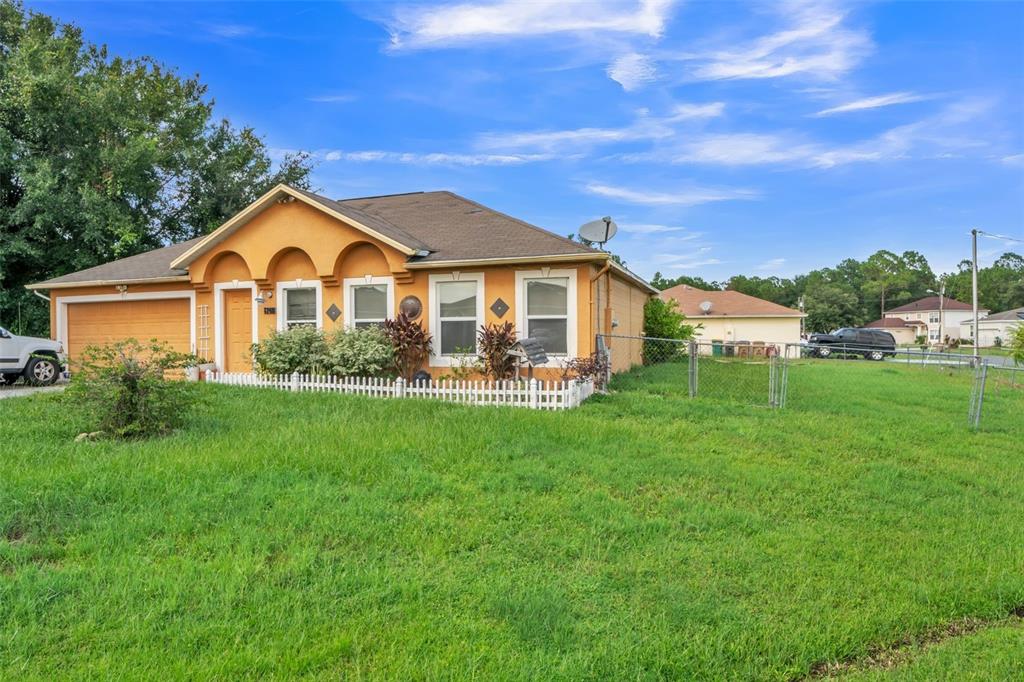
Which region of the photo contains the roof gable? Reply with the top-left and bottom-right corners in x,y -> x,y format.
169,184 -> 427,270
885,296 -> 978,313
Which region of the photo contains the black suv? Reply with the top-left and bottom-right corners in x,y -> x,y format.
807,328 -> 896,361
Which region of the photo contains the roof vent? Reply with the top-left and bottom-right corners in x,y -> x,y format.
699,300 -> 713,314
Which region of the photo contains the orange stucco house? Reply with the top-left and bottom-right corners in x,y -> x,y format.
28,184 -> 654,377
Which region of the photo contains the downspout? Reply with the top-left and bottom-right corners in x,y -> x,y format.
590,258 -> 612,348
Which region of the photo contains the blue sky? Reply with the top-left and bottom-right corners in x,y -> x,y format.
32,0 -> 1024,281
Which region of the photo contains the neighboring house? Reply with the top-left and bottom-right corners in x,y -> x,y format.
883,296 -> 987,343
659,285 -> 805,346
27,184 -> 656,377
863,317 -> 922,345
960,307 -> 1024,347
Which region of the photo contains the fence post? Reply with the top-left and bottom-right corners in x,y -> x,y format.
395,376 -> 405,399
529,378 -> 539,409
290,371 -> 300,392
688,340 -> 698,398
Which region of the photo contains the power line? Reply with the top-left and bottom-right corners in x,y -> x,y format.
976,230 -> 1024,245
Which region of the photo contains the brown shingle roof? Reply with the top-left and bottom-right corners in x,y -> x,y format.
27,237 -> 201,288
337,191 -> 596,263
864,317 -> 923,329
660,285 -> 804,317
886,295 -> 975,313
979,306 -> 1024,321
29,186 -> 607,289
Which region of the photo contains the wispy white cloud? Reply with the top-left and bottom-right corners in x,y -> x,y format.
754,257 -> 787,270
1001,153 -> 1024,167
607,52 -> 658,91
204,23 -> 256,39
386,0 -> 675,50
321,150 -> 554,166
477,104 -> 723,153
584,182 -> 759,206
812,91 -> 930,116
618,223 -> 686,234
670,133 -> 819,166
308,93 -> 359,103
685,2 -> 871,82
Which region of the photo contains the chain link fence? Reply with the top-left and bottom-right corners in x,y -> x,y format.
601,334 -> 1020,430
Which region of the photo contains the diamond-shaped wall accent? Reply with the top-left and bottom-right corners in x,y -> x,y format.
326,303 -> 342,322
490,297 -> 509,318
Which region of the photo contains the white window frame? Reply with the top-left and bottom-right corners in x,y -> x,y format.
55,290 -> 197,357
515,268 -> 577,366
343,276 -> 394,328
929,312 -> 940,324
428,272 -> 484,367
275,279 -> 323,331
213,281 -> 260,371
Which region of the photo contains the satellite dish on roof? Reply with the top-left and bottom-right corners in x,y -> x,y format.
700,300 -> 713,314
578,216 -> 617,248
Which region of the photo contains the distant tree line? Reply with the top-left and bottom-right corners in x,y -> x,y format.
652,250 -> 1024,333
0,1 -> 314,336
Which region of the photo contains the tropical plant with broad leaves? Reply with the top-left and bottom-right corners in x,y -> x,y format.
382,313 -> 432,381
477,322 -> 518,381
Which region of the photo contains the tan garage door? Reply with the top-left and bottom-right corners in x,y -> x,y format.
67,298 -> 191,361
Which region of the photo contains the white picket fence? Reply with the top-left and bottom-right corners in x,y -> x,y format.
204,371 -> 595,410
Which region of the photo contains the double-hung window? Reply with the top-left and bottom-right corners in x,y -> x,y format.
284,288 -> 316,328
429,273 -> 483,365
276,280 -> 323,330
523,276 -> 570,355
344,277 -> 394,329
929,312 -> 940,323
438,281 -> 478,354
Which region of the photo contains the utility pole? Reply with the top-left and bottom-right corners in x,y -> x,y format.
971,228 -> 979,357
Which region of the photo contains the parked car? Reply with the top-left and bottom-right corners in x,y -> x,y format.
0,326 -> 65,385
807,328 -> 896,361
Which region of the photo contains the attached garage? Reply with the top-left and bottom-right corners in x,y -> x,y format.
60,294 -> 194,362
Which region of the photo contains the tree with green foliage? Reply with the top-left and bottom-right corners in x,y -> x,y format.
945,252 -> 1024,314
0,1 -> 313,336
642,297 -> 698,364
860,250 -> 918,318
649,272 -> 719,291
1009,324 -> 1024,366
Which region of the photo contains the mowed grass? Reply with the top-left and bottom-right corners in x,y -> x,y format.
1,361 -> 1022,679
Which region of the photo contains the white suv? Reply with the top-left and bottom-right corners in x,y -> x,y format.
0,326 -> 66,385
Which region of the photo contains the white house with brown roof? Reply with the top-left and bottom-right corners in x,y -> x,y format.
659,285 -> 805,347
883,296 -> 987,343
960,307 -> 1024,347
863,317 -> 924,345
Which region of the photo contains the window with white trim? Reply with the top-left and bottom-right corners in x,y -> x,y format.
284,288 -> 317,328
929,329 -> 940,341
929,312 -> 940,323
437,280 -> 478,355
351,283 -> 389,328
524,277 -> 569,354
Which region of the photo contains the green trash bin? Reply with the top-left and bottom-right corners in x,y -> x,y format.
712,340 -> 723,357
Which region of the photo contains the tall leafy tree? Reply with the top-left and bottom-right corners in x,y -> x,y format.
0,1 -> 313,335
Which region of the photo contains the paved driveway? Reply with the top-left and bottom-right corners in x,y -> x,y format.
0,383 -> 66,400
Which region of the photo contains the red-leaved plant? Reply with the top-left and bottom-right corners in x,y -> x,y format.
382,313 -> 432,381
477,322 -> 518,381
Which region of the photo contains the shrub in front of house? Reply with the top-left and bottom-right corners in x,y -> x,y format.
251,326 -> 330,376
65,339 -> 197,439
561,351 -> 609,386
382,313 -> 432,381
1010,325 -> 1024,366
325,326 -> 394,377
477,322 -> 517,380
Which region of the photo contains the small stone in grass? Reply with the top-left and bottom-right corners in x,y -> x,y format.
74,431 -> 105,442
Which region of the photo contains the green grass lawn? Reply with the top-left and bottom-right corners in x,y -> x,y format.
2,361 -> 1022,679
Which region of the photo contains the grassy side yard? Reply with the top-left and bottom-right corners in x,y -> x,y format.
1,361 -> 1022,679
